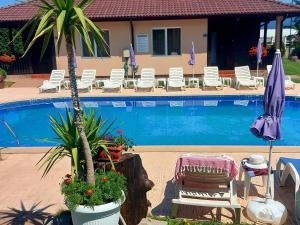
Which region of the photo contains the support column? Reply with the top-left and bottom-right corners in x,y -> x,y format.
263,21 -> 268,47
275,16 -> 284,49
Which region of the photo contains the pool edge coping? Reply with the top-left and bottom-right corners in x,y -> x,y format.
2,145 -> 300,154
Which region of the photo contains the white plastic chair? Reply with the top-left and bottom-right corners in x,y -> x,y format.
136,68 -> 155,92
39,70 -> 65,92
77,69 -> 96,92
234,66 -> 257,89
267,64 -> 295,90
203,66 -> 223,90
103,69 -> 125,92
276,157 -> 300,218
167,67 -> 185,91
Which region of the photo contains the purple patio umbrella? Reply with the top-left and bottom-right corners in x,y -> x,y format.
247,49 -> 287,223
129,44 -> 136,79
188,41 -> 195,78
256,39 -> 262,77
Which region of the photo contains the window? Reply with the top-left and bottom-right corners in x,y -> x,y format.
152,28 -> 181,56
81,30 -> 110,57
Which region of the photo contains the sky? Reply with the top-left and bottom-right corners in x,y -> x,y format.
0,0 -> 295,7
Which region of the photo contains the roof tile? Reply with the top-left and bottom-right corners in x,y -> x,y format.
0,0 -> 300,22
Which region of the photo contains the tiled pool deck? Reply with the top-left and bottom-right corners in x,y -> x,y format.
1,78 -> 300,224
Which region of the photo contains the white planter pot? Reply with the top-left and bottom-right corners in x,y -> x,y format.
71,192 -> 125,225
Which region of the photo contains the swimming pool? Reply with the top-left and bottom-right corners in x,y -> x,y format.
1,95 -> 300,147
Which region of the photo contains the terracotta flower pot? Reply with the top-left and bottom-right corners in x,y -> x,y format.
98,144 -> 124,162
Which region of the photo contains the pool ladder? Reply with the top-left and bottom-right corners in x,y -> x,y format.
1,119 -> 20,145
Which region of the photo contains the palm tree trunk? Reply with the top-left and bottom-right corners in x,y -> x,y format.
65,32 -> 95,185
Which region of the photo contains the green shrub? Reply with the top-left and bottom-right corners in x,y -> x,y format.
61,170 -> 126,210
292,38 -> 300,58
12,28 -> 24,56
0,28 -> 11,55
0,68 -> 7,80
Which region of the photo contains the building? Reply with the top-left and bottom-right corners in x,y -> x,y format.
0,0 -> 300,76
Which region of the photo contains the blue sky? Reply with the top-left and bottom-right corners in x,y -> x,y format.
0,0 -> 294,7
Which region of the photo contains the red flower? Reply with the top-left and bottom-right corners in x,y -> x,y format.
116,129 -> 123,135
101,176 -> 108,182
85,189 -> 93,196
64,178 -> 72,185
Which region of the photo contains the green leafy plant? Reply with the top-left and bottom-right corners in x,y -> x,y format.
61,170 -> 126,210
38,109 -> 115,179
0,68 -> 7,81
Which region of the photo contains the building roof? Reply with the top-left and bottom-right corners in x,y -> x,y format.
1,0 -> 300,22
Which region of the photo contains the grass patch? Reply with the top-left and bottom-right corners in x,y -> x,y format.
283,58 -> 300,76
150,216 -> 252,225
4,81 -> 15,87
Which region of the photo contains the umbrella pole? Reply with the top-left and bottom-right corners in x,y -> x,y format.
192,65 -> 195,79
256,62 -> 259,77
265,141 -> 273,200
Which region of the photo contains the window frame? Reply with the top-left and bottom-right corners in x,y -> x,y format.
80,29 -> 111,58
151,27 -> 182,56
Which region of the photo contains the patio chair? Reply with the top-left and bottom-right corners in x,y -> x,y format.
167,67 -> 185,91
276,157 -> 300,218
203,66 -> 223,90
103,69 -> 125,92
234,66 -> 257,89
77,69 -> 96,92
39,70 -> 65,92
171,154 -> 241,223
267,65 -> 295,90
136,68 -> 155,91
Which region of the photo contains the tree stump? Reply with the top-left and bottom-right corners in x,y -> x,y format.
95,153 -> 154,225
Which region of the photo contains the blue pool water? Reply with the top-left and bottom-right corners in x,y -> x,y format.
1,95 -> 300,147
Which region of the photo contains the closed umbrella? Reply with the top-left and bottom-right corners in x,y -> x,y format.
247,49 -> 287,224
256,39 -> 262,77
129,44 -> 136,80
188,41 -> 195,79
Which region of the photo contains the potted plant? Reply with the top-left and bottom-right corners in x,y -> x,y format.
38,110 -> 126,225
61,170 -> 126,225
0,68 -> 7,89
98,129 -> 134,162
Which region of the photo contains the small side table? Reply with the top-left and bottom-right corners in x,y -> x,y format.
222,77 -> 232,87
156,78 -> 167,88
64,80 -> 70,89
124,79 -> 136,89
95,79 -> 108,89
188,77 -> 200,88
239,162 -> 274,200
254,77 -> 265,87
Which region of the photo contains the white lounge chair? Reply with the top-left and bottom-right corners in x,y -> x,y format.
276,157 -> 300,218
234,66 -> 257,89
167,67 -> 185,91
203,66 -> 223,90
267,65 -> 295,90
103,69 -> 125,92
77,69 -> 96,92
136,68 -> 155,92
171,154 -> 241,223
39,70 -> 65,92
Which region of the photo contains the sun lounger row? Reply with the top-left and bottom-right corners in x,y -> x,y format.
40,65 -> 295,93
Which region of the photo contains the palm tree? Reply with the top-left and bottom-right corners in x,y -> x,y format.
14,0 -> 106,185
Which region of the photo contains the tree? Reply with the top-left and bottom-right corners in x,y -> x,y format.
294,0 -> 300,35
14,0 -> 107,185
